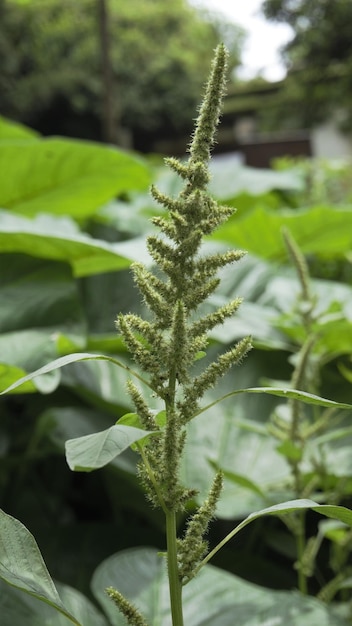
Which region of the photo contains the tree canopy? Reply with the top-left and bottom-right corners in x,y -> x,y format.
262,0 -> 352,129
0,0 -> 244,148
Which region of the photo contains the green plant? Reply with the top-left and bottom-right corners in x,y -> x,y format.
1,45 -> 352,626
262,226 -> 352,598
109,42 -> 251,625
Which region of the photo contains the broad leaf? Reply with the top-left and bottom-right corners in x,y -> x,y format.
215,207 -> 352,261
0,256 -> 86,390
0,116 -> 39,140
0,210 -> 149,276
0,255 -> 84,338
65,424 -> 154,471
40,407 -> 137,474
213,205 -> 352,261
155,157 -> 303,203
0,579 -> 109,626
91,547 -> 349,625
209,156 -> 303,200
0,137 -> 150,217
0,510 -> 81,626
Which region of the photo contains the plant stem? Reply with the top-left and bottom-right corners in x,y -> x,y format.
166,509 -> 184,626
296,511 -> 308,595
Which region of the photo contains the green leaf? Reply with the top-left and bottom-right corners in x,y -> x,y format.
157,158 -> 303,203
0,137 -> 151,217
340,362 -> 352,383
91,547 -> 350,625
0,255 -> 86,391
184,403 -> 288,519
117,410 -> 166,429
39,407 -> 137,475
213,205 -> 352,261
266,276 -> 352,357
276,440 -> 303,462
209,157 -> 303,200
0,363 -> 37,394
0,115 -> 39,140
0,510 -> 81,626
210,462 -> 266,499
0,352 -> 149,396
200,499 -> 352,571
0,210 -> 149,277
0,579 -> 109,626
116,413 -> 149,451
116,411 -> 164,451
65,424 -> 154,471
0,581 -> 107,626
0,255 -> 85,338
194,351 -> 207,361
198,386 -> 352,415
116,412 -> 143,429
0,356 -> 60,394
185,380 -> 351,519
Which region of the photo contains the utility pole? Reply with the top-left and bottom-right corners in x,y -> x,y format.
97,0 -> 115,143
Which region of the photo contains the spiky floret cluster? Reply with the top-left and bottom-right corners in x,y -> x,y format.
106,587 -> 148,626
117,43 -> 251,515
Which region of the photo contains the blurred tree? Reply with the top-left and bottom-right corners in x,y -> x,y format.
262,0 -> 352,130
0,0 -> 244,148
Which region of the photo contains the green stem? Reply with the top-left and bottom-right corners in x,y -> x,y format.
296,511 -> 308,595
166,509 -> 184,626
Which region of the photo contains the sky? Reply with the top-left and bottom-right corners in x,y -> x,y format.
189,0 -> 293,81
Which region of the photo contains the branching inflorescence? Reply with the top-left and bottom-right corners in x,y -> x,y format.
113,44 -> 252,623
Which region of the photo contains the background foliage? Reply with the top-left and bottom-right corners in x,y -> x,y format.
0,0 -> 244,147
262,0 -> 352,130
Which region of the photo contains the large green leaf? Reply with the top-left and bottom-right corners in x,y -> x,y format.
65,424 -> 153,471
0,510 -> 81,626
0,210 -> 149,276
208,156 -> 303,200
40,406 -> 137,474
0,255 -> 85,338
91,547 -> 349,626
0,255 -> 86,391
0,579 -> 109,626
0,137 -> 151,217
155,158 -> 303,203
0,116 -> 39,140
213,205 -> 352,261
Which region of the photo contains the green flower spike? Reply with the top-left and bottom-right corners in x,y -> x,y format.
114,43 -> 252,626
